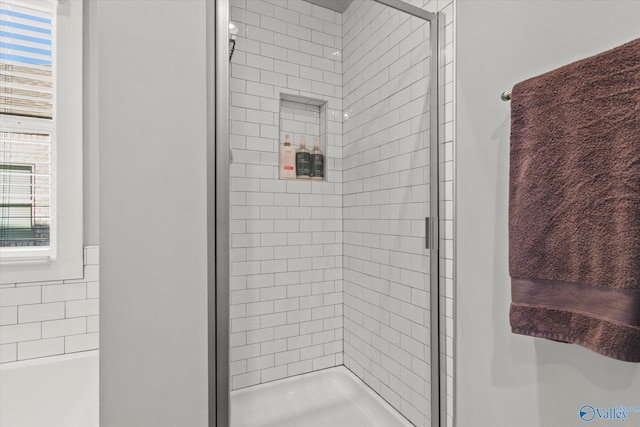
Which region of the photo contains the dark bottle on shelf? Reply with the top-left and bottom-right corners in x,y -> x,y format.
296,137 -> 311,179
310,137 -> 324,180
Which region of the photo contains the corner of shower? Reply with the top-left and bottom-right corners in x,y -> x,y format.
213,0 -> 451,425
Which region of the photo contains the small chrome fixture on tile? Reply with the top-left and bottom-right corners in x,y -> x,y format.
229,21 -> 238,63
501,90 -> 512,101
229,38 -> 236,62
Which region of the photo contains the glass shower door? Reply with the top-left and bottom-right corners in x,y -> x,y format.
218,0 -> 442,426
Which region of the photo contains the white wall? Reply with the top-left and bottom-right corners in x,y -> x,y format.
98,1 -> 209,426
83,0 -> 99,247
456,1 -> 640,426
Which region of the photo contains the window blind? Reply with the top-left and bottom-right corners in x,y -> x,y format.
0,0 -> 54,251
0,0 -> 54,118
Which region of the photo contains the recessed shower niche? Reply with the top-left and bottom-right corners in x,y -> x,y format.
279,94 -> 327,181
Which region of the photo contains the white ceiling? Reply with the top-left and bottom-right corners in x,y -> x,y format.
302,0 -> 354,13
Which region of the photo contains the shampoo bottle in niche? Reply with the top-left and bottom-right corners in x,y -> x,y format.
310,137 -> 324,180
280,134 -> 296,179
296,137 -> 311,179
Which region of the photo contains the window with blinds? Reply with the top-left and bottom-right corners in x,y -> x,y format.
0,0 -> 55,254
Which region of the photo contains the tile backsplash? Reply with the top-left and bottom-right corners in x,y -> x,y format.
0,246 -> 100,363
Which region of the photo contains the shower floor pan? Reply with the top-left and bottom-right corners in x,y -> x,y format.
230,366 -> 414,427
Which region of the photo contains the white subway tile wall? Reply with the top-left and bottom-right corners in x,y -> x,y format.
438,2 -> 455,427
342,1 -> 432,426
229,0 -> 344,391
230,1 -> 455,424
0,247 -> 100,363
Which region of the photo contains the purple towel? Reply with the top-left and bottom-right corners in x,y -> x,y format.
509,38 -> 640,362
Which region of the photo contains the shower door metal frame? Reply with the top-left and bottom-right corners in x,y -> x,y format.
213,0 -> 444,425
373,2 -> 443,426
211,0 -> 230,426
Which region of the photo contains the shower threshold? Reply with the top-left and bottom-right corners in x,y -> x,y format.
230,366 -> 414,427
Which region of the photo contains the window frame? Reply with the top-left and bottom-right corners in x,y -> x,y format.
1,116 -> 56,260
0,0 -> 83,283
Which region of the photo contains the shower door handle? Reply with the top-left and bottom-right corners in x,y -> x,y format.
425,217 -> 438,250
425,217 -> 430,249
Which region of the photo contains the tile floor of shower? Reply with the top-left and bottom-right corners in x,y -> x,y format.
231,365 -> 414,427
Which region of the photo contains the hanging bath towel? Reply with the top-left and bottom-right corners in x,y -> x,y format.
509,38 -> 640,362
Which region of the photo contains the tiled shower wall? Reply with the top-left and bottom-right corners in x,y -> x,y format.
342,2 -> 455,424
342,1 -> 432,426
0,247 -> 99,363
440,2 -> 455,427
228,0 -> 344,390
229,1 -> 455,425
